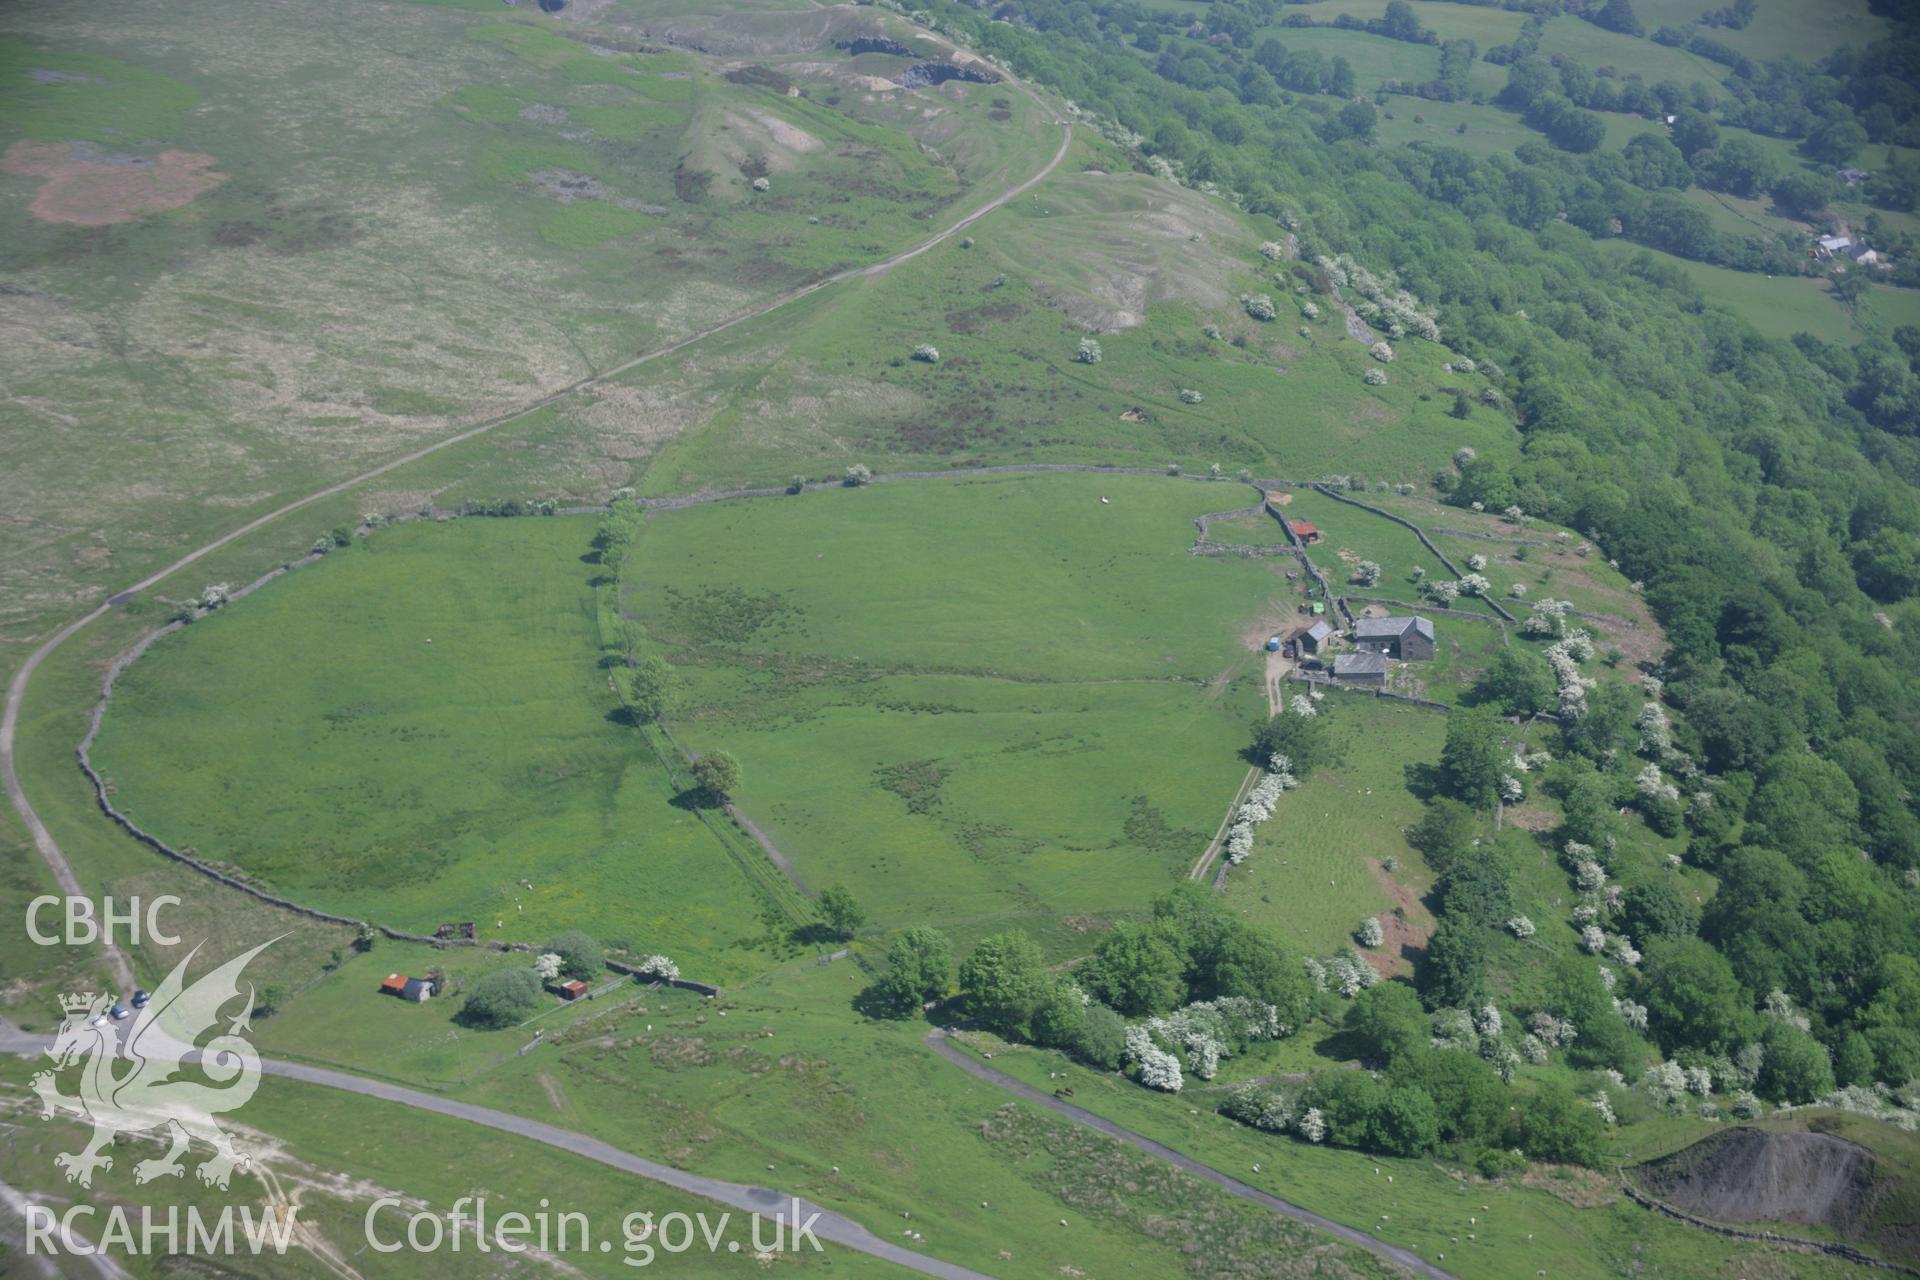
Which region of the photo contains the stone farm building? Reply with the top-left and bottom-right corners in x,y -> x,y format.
1332,652 -> 1389,684
1295,619 -> 1334,655
1352,616 -> 1435,661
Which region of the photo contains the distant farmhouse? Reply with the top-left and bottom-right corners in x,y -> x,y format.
1288,519 -> 1322,544
1815,233 -> 1886,267
1352,616 -> 1436,661
1332,652 -> 1389,684
1295,619 -> 1334,655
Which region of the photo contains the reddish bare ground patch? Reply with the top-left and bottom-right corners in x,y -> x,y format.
1503,802 -> 1556,832
4,141 -> 225,225
1365,858 -> 1431,977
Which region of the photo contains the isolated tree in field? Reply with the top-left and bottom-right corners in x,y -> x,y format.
818,883 -> 866,940
1807,119 -> 1868,167
1245,294 -> 1276,321
546,929 -> 602,981
594,514 -> 637,564
1440,707 -> 1506,809
875,925 -> 953,1012
843,463 -> 872,487
1074,337 -> 1103,364
691,750 -> 741,800
622,656 -> 673,722
1832,268 -> 1872,314
462,967 -> 542,1028
959,931 -> 1048,1038
1351,560 -> 1382,586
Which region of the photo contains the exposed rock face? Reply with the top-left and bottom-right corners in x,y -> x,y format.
1633,1128 -> 1879,1235
837,37 -> 915,57
898,61 -> 999,89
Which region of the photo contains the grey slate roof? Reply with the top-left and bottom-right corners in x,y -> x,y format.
1304,620 -> 1333,642
1333,652 -> 1390,676
1353,615 -> 1433,641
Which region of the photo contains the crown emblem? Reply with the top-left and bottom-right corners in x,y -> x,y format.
59,992 -> 98,1014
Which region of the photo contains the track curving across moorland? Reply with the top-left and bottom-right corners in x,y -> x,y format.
0,91 -> 1072,994
926,1028 -> 1456,1280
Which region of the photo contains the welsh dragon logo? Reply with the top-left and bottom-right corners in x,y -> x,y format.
32,938 -> 277,1189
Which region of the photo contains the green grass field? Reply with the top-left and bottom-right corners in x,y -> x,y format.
1278,488 -> 1474,612
1206,509 -> 1295,545
1596,239 -> 1867,341
623,472 -> 1283,929
1224,697 -> 1444,955
88,517 -> 775,977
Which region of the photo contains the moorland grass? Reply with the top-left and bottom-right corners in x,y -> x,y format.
0,36 -> 198,142
458,959 -> 1397,1280
954,1027 -> 1847,1280
0,1056 -> 901,1279
635,193 -> 1521,493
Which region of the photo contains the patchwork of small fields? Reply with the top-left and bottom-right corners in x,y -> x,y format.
92,473 -> 1327,958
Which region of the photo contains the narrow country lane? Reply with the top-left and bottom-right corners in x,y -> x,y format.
0,1019 -> 994,1280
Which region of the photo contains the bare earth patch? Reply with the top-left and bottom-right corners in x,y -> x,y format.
3,141 -> 225,226
1364,857 -> 1430,977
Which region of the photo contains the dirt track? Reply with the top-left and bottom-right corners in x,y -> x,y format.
0,83 -> 1072,997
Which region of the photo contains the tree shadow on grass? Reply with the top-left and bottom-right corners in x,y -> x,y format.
791,922 -> 844,948
1402,761 -> 1444,801
1313,1026 -> 1367,1063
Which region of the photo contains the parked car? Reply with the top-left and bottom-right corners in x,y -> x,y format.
109,1004 -> 131,1021
130,989 -> 151,1009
